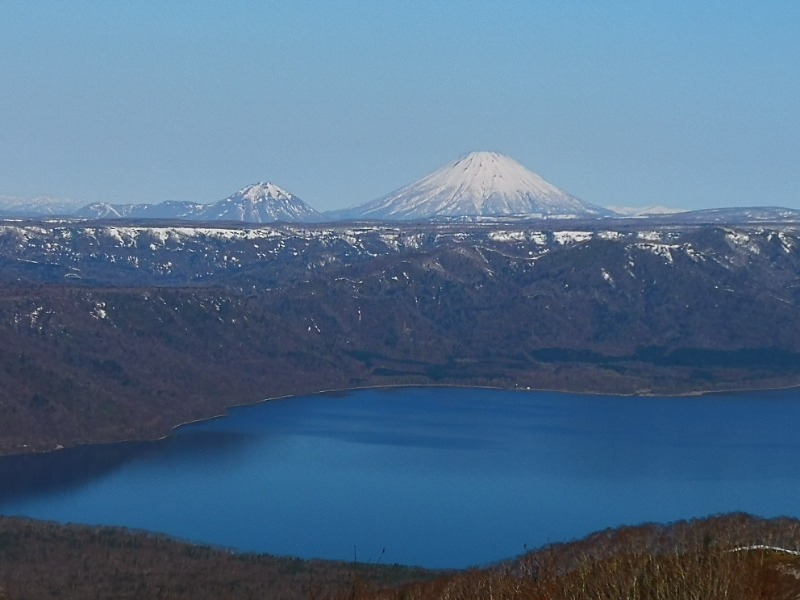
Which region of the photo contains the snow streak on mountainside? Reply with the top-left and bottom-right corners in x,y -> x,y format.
76,200 -> 206,220
331,151 -> 612,220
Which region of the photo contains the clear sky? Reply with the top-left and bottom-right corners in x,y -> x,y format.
1,1 -> 798,212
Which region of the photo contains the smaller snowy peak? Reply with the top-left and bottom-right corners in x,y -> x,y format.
199,182 -> 322,223
332,151 -> 612,220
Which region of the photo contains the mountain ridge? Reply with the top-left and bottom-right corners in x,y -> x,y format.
0,195 -> 86,216
4,154 -> 800,223
73,182 -> 321,223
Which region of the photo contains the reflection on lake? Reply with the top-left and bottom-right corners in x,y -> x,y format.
1,387 -> 800,568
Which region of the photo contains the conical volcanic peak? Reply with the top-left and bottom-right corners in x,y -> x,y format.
334,151 -> 610,220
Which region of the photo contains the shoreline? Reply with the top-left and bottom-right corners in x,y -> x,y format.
161,377 -> 800,440
157,382 -> 709,438
6,378 -> 800,460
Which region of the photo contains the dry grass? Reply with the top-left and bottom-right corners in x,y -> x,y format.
3,514 -> 800,599
358,514 -> 800,600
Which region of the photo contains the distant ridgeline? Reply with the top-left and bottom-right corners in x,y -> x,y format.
1,152 -> 605,221
10,151 -> 800,224
4,151 -> 800,224
1,217 -> 800,454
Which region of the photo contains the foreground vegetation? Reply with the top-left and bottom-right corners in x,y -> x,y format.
2,514 -> 800,599
0,517 -> 433,600
374,513 -> 800,600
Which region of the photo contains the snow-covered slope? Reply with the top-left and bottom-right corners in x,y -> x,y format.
331,151 -> 611,220
197,183 -> 321,223
75,202 -> 130,219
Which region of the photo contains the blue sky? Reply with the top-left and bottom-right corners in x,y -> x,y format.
1,1 -> 798,211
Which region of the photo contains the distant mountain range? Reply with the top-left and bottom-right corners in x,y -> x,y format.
3,153 -> 800,223
0,195 -> 86,216
73,183 -> 321,223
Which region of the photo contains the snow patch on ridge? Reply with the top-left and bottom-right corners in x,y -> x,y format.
554,231 -> 593,245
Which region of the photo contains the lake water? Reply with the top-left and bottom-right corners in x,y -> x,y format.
2,386 -> 800,568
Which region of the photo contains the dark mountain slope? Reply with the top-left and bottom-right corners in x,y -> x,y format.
1,221 -> 800,454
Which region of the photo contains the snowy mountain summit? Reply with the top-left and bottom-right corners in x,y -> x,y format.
199,182 -> 321,223
333,151 -> 610,220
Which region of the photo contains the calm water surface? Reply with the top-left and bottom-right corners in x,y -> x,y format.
2,387 -> 800,568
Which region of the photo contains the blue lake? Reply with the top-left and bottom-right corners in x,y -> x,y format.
2,386 -> 800,568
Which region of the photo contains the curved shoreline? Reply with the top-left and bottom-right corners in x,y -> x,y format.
7,378 -> 800,460
159,377 -> 800,446
168,376 -> 800,438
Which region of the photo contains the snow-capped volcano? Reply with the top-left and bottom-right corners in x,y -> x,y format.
331,151 -> 611,220
198,182 -> 321,223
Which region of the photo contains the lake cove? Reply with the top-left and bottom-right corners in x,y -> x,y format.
1,386 -> 800,569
